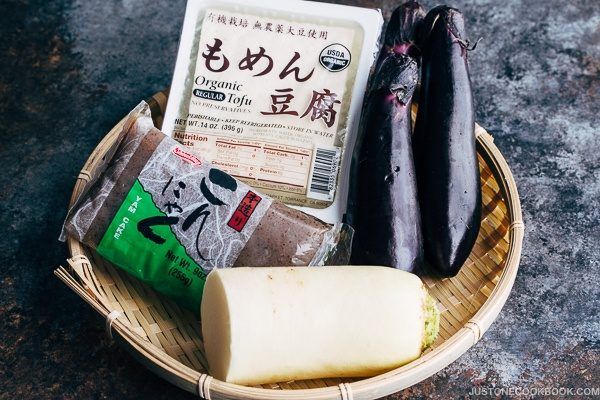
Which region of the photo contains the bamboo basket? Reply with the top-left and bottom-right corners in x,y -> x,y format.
55,90 -> 524,400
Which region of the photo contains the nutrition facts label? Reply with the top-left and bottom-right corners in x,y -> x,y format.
174,132 -> 312,195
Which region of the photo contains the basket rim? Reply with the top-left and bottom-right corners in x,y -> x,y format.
58,106 -> 523,400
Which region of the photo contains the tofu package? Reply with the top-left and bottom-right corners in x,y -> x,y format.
163,0 -> 383,224
60,102 -> 353,312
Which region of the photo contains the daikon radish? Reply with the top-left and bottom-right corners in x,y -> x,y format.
200,266 -> 440,385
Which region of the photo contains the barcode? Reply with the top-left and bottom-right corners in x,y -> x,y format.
307,147 -> 340,201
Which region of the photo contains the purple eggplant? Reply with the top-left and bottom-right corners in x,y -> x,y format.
348,53 -> 423,272
413,6 -> 482,277
378,0 -> 426,63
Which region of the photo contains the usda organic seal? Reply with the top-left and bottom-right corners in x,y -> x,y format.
319,43 -> 351,72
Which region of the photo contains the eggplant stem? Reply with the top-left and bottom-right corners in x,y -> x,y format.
457,37 -> 482,51
465,37 -> 483,51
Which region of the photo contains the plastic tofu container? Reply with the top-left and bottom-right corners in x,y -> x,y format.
163,0 -> 383,224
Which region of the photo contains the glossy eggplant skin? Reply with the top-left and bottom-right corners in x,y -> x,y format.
348,54 -> 423,273
413,6 -> 482,277
377,1 -> 426,64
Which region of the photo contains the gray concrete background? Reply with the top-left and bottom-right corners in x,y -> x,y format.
0,0 -> 598,398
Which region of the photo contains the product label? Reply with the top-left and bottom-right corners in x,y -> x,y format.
97,140 -> 272,311
172,8 -> 361,208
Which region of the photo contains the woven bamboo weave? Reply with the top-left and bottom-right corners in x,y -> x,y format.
55,91 -> 524,400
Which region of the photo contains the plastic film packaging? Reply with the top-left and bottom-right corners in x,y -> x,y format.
61,102 -> 353,311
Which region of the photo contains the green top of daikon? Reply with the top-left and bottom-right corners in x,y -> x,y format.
423,293 -> 440,350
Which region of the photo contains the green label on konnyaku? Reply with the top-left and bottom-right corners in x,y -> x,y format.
95,138 -> 272,313
97,180 -> 206,311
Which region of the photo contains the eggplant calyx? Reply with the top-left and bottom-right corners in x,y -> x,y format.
443,8 -> 466,41
441,8 -> 480,53
390,81 -> 418,105
418,5 -> 478,52
372,53 -> 418,105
